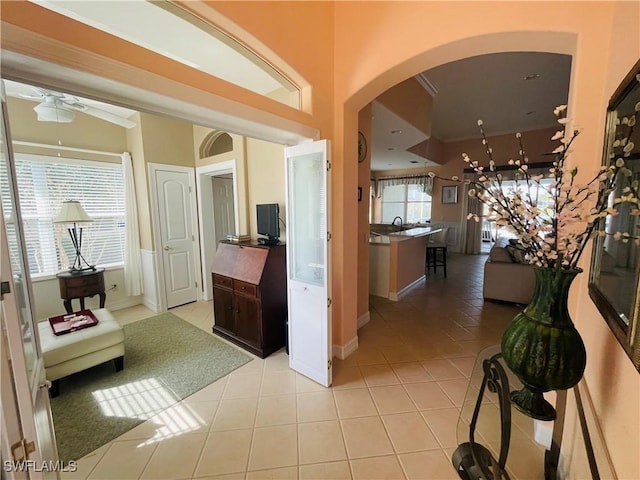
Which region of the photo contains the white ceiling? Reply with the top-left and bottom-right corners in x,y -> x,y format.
4,79 -> 137,122
34,0 -> 288,97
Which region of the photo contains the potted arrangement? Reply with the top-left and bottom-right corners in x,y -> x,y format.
431,104 -> 639,420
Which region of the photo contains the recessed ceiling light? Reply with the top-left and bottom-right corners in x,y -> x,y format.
524,73 -> 541,81
391,129 -> 402,134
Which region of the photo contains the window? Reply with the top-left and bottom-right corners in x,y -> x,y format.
1,154 -> 125,277
483,177 -> 555,240
381,184 -> 431,223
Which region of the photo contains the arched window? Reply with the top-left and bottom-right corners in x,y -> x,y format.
200,131 -> 233,159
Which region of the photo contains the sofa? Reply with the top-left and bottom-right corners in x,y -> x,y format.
483,238 -> 536,305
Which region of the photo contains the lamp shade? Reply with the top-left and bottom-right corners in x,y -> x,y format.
54,200 -> 93,224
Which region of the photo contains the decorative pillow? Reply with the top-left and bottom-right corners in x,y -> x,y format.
489,246 -> 513,263
505,244 -> 527,263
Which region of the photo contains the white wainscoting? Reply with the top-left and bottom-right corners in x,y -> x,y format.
431,222 -> 462,253
141,249 -> 161,312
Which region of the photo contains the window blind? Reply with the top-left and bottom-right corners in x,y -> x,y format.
1,154 -> 125,277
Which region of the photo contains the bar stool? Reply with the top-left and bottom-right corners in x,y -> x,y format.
426,227 -> 449,277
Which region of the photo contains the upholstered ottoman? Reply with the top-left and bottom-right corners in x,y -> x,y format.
38,308 -> 125,397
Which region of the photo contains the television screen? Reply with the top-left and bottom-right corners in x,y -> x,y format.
256,203 -> 280,241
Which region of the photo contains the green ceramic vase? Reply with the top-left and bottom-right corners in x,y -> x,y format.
501,266 -> 586,421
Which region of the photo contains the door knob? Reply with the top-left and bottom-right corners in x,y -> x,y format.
163,246 -> 173,251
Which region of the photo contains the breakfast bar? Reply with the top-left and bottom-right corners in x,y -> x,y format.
369,226 -> 442,300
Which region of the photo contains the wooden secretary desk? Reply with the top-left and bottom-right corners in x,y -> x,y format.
211,241 -> 287,358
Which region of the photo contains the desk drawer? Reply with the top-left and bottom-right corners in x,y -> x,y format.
233,279 -> 257,297
213,274 -> 233,290
58,273 -> 104,297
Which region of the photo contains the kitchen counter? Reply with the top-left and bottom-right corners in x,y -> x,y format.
369,226 -> 443,300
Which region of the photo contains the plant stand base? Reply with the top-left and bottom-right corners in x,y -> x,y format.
510,387 -> 556,421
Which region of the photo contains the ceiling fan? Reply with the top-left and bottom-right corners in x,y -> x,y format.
22,87 -> 136,129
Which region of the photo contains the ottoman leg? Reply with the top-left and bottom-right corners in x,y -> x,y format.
49,380 -> 60,398
114,356 -> 124,372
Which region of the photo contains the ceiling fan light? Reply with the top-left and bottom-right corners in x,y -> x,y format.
33,103 -> 75,123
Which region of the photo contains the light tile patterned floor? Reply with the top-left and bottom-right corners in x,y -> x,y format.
61,253 -> 522,480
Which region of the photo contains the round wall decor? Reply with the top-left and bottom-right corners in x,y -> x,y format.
358,131 -> 367,163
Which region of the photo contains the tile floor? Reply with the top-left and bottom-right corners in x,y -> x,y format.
61,253 -> 524,480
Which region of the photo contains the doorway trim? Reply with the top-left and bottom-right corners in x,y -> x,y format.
196,160 -> 240,301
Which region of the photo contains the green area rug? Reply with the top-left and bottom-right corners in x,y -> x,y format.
50,312 -> 252,462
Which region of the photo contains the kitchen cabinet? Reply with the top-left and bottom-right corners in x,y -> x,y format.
211,242 -> 287,358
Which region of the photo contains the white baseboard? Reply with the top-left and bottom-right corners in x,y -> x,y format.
389,275 -> 425,301
142,297 -> 162,313
357,311 -> 370,329
106,297 -> 143,312
333,335 -> 358,360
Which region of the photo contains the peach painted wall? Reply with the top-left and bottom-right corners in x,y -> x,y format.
358,104 -> 373,322
564,2 -> 640,479
333,2 -> 636,478
2,4 -> 638,475
390,236 -> 429,295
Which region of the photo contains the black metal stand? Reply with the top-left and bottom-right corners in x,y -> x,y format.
454,348 -> 600,480
452,352 -> 512,480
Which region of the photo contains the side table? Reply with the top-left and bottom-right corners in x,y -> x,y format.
452,345 -> 600,479
56,267 -> 106,314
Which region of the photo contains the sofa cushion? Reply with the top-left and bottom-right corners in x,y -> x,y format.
489,246 -> 513,263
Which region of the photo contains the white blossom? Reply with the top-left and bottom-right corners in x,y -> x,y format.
554,105 -> 567,116
457,106 -> 639,270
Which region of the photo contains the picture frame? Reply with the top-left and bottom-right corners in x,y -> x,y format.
588,58 -> 640,372
442,185 -> 458,204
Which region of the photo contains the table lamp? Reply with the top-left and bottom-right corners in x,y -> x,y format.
54,200 -> 95,272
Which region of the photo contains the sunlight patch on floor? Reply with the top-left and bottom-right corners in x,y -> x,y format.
92,378 -> 204,447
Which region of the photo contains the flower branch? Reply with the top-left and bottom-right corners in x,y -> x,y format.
429,104 -> 640,270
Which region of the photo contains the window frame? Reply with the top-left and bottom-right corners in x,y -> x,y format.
6,153 -> 126,278
381,183 -> 432,224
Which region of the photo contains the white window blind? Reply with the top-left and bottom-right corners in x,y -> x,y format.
1,154 -> 125,277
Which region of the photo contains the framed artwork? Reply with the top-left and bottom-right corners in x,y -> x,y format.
442,185 -> 458,204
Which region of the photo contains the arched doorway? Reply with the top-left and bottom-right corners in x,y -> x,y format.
338,31 -> 578,353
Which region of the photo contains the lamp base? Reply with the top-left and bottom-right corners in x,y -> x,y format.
68,265 -> 96,274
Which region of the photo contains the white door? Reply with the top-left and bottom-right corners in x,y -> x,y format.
285,140 -> 331,387
212,175 -> 235,242
153,166 -> 199,309
0,82 -> 58,477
